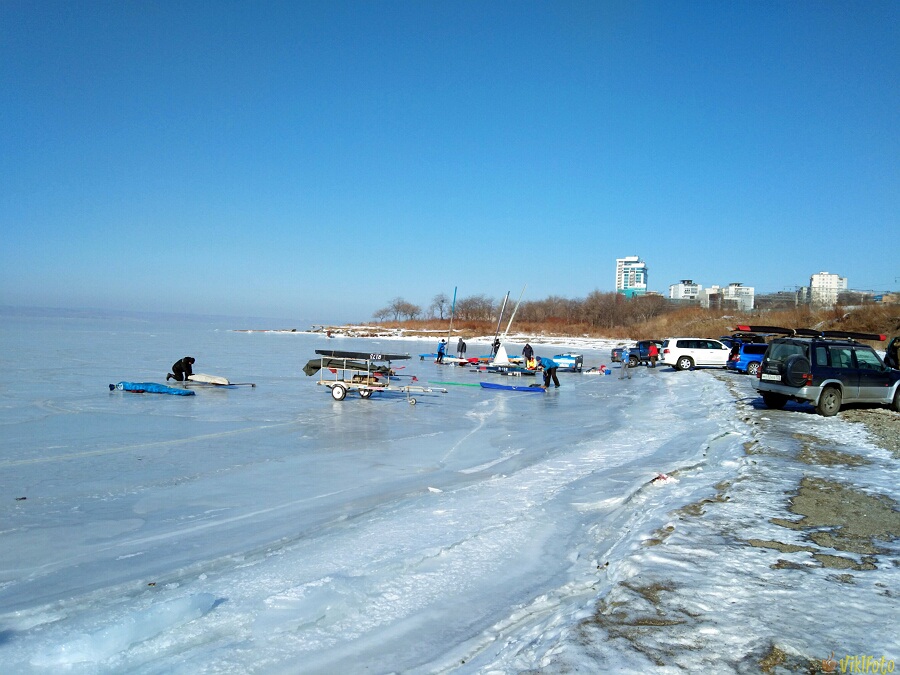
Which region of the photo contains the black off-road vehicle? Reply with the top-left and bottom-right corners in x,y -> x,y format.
742,325 -> 900,417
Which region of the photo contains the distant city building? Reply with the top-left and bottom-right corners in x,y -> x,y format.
756,291 -> 802,311
722,282 -> 755,311
808,271 -> 848,307
669,279 -> 703,301
616,256 -> 648,297
699,283 -> 755,311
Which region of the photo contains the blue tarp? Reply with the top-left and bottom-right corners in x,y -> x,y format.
110,382 -> 196,396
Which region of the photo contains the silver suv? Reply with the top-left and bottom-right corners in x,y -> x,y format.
749,326 -> 900,416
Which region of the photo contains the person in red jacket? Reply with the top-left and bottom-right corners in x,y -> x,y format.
648,342 -> 659,368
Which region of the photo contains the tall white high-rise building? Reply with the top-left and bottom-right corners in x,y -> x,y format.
615,256 -> 648,297
809,271 -> 848,307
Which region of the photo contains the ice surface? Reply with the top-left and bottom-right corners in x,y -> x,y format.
0,311 -> 897,673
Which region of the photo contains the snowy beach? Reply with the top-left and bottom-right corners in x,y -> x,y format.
1,312 -> 897,673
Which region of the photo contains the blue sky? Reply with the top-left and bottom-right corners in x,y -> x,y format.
2,1 -> 897,324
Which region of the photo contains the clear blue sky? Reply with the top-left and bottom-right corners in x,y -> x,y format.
2,1 -> 897,324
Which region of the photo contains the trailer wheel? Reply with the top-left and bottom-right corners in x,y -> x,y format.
408,397 -> 417,405
359,389 -> 372,399
331,384 -> 347,401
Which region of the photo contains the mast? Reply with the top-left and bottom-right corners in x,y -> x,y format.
446,286 -> 457,349
492,291 -> 510,350
503,284 -> 527,337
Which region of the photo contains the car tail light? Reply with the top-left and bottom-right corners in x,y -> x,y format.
663,348 -> 670,354
756,367 -> 762,379
803,373 -> 813,386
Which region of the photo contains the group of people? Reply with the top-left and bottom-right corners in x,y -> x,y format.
434,339 -> 560,388
435,338 -> 468,364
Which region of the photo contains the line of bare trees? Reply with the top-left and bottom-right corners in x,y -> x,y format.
373,291 -> 673,328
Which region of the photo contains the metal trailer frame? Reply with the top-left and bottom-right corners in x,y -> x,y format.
312,352 -> 447,405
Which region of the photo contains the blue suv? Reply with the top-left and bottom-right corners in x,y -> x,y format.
726,342 -> 768,375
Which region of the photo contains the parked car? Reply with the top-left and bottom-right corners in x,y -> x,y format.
726,342 -> 768,375
611,346 -> 629,363
627,340 -> 665,366
660,338 -> 731,371
754,333 -> 900,416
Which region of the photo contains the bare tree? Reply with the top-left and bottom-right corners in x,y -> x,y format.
430,293 -> 451,319
398,301 -> 422,320
455,294 -> 495,321
372,307 -> 392,322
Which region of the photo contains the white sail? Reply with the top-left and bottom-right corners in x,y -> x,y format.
492,344 -> 511,366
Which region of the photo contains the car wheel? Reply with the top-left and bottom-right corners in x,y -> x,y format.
676,356 -> 694,371
783,354 -> 811,388
891,388 -> 900,413
816,386 -> 842,416
761,392 -> 788,409
629,356 -> 639,367
747,361 -> 760,376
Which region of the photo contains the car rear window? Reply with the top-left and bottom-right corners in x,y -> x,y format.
744,344 -> 767,355
829,346 -> 853,369
767,342 -> 807,363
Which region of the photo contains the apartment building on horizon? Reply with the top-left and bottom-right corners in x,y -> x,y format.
801,271 -> 848,307
616,256 -> 648,297
698,283 -> 756,311
669,279 -> 703,301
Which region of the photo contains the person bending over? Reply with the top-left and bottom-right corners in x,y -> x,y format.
537,355 -> 560,388
167,356 -> 195,382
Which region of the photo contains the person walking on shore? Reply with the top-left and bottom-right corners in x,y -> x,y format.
536,355 -> 561,388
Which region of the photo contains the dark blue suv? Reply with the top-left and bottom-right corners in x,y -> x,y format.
727,342 -> 768,375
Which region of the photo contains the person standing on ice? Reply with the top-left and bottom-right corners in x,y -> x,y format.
167,356 -> 195,382
648,342 -> 659,368
536,355 -> 560,388
456,337 -> 467,359
618,349 -> 632,379
522,342 -> 534,363
436,339 -> 447,364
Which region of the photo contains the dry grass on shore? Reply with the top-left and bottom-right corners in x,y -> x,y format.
370,304 -> 900,345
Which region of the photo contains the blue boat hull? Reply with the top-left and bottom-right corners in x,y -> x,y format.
479,382 -> 545,393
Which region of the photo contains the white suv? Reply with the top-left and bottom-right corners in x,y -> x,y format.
661,338 -> 731,371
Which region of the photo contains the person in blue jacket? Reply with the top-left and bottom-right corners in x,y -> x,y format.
436,339 -> 447,364
536,355 -> 560,388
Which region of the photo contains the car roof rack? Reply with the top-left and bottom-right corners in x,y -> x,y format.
736,325 -> 886,341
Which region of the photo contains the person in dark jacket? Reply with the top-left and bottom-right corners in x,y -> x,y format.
536,355 -> 560,388
886,337 -> 900,370
457,337 -> 467,359
522,343 -> 534,363
167,356 -> 195,382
